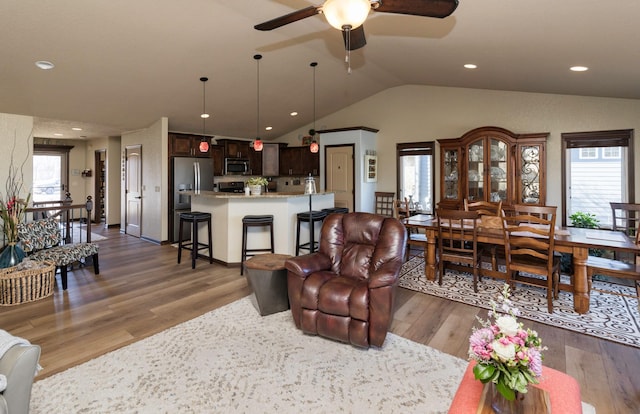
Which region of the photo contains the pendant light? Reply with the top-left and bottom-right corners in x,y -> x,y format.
309,61 -> 319,154
253,54 -> 264,152
199,77 -> 210,153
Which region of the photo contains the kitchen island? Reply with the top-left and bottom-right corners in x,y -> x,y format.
189,191 -> 335,265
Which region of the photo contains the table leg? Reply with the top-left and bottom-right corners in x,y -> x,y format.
572,247 -> 590,314
425,229 -> 437,281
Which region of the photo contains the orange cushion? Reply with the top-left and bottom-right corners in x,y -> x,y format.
448,361 -> 583,413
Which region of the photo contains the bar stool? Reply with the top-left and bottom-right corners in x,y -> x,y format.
322,207 -> 349,219
178,211 -> 213,269
241,215 -> 275,275
295,210 -> 327,256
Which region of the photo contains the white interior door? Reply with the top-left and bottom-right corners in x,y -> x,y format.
325,145 -> 354,212
125,145 -> 142,237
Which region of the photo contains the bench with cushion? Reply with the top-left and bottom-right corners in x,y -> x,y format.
17,218 -> 99,290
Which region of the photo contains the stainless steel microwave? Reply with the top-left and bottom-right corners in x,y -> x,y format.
224,158 -> 250,175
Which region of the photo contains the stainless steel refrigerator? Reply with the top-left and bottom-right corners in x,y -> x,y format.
172,157 -> 215,242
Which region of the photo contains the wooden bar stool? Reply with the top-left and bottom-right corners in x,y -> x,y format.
177,211 -> 213,269
241,215 -> 275,275
295,210 -> 327,255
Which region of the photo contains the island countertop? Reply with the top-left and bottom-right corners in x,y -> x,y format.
189,191 -> 335,264
183,190 -> 333,198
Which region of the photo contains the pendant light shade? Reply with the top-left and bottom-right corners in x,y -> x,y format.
309,61 -> 319,153
253,54 -> 263,152
199,77 -> 210,153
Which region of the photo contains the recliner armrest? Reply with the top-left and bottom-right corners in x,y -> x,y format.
0,344 -> 41,414
285,253 -> 332,278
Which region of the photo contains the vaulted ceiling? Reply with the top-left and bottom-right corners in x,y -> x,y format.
1,0 -> 639,140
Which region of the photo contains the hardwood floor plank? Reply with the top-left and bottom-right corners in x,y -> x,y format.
0,227 -> 638,413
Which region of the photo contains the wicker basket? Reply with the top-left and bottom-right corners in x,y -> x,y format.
0,260 -> 56,306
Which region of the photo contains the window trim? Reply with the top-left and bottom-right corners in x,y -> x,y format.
560,129 -> 634,226
396,141 -> 435,215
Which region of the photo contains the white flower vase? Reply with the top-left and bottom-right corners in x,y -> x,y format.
249,185 -> 262,195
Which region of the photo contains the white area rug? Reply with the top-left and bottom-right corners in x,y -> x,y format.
30,297 -> 469,413
399,256 -> 640,349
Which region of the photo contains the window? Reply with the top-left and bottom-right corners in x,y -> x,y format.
32,144 -> 72,203
578,148 -> 597,159
602,147 -> 621,159
396,142 -> 435,214
561,130 -> 634,227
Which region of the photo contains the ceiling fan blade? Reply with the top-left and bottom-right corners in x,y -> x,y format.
374,0 -> 459,18
254,6 -> 321,31
342,25 -> 367,51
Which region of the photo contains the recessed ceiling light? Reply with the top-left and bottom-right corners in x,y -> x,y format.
290,111 -> 298,116
570,66 -> 589,72
265,126 -> 273,131
35,60 -> 55,70
72,127 -> 82,131
464,64 -> 477,69
200,113 -> 210,119
53,133 -> 63,136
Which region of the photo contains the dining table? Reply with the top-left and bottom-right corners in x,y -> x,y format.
404,214 -> 640,314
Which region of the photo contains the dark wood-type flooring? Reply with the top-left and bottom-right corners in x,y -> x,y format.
1,227 -> 638,413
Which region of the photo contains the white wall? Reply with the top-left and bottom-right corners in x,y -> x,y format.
317,128 -> 377,212
0,113 -> 33,248
120,118 -> 168,243
278,85 -> 640,212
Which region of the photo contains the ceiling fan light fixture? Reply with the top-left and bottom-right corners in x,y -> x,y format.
323,0 -> 370,30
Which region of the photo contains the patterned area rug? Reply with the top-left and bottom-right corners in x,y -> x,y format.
30,297 -> 469,413
399,256 -> 640,349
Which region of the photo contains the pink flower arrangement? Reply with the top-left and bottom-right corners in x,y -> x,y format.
469,284 -> 546,401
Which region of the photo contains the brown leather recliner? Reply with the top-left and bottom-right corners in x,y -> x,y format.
285,212 -> 407,348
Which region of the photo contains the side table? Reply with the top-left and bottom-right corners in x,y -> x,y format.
244,253 -> 292,316
448,361 -> 583,413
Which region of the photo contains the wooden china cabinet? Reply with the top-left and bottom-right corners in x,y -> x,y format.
438,126 -> 548,210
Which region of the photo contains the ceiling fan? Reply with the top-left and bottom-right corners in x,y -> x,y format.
254,0 -> 459,51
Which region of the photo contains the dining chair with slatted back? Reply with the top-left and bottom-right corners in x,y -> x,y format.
586,229 -> 640,310
397,198 -> 428,262
610,202 -> 640,236
436,208 -> 480,292
610,202 -> 640,260
375,192 -> 396,217
464,200 -> 504,277
503,204 -> 561,313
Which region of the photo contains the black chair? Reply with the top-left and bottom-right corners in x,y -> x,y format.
295,210 -> 327,255
177,211 -> 213,269
241,215 -> 274,275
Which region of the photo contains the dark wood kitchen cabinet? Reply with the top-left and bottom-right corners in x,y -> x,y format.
169,133 -> 211,157
261,143 -> 280,177
211,144 -> 224,176
217,139 -> 251,159
279,146 -> 319,176
248,146 -> 262,176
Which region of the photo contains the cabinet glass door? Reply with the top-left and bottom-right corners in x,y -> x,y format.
489,139 -> 508,202
443,148 -> 460,201
467,139 -> 484,201
519,144 -> 542,204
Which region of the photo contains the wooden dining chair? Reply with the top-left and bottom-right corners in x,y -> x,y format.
436,208 -> 480,292
610,202 -> 640,260
503,205 -> 560,313
396,198 -> 428,261
586,230 -> 640,310
375,192 -> 396,217
464,199 -> 504,278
